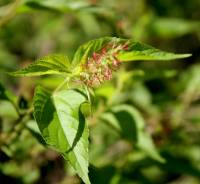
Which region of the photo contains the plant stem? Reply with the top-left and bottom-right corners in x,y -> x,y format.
0,107 -> 33,148
10,100 -> 21,118
84,84 -> 92,115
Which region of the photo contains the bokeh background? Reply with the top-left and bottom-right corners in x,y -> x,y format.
0,0 -> 200,183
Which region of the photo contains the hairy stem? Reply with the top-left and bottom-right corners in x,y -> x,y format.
0,107 -> 33,149
84,84 -> 92,115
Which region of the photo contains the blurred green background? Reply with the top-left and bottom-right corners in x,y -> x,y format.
0,0 -> 200,184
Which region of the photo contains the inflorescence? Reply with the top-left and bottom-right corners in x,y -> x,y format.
80,41 -> 129,87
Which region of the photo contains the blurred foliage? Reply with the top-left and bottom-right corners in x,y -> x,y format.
0,0 -> 200,184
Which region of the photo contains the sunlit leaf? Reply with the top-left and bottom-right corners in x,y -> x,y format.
33,86 -> 90,184
72,37 -> 191,69
11,54 -> 71,77
117,42 -> 191,61
12,37 -> 191,78
72,37 -> 115,67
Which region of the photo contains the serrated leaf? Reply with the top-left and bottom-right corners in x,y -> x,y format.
33,87 -> 90,184
11,54 -> 71,77
119,40 -> 191,61
117,49 -> 191,61
72,37 -> 191,68
101,104 -> 165,163
72,37 -> 115,67
12,37 -> 191,78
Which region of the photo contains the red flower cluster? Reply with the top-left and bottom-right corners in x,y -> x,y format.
80,41 -> 129,87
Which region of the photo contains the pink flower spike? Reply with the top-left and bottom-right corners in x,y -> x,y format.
122,42 -> 129,50
92,52 -> 101,64
92,52 -> 99,60
104,67 -> 112,80
101,47 -> 107,55
112,57 -> 120,67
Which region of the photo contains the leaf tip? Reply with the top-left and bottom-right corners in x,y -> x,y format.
176,53 -> 192,59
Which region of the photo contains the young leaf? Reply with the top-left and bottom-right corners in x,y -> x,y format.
11,37 -> 191,79
101,104 -> 165,163
117,45 -> 191,61
33,87 -> 90,184
72,37 -> 191,68
11,54 -> 71,77
72,37 -> 115,67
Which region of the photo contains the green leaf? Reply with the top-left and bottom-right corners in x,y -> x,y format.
72,37 -> 191,69
0,83 -> 19,118
26,120 -> 47,146
180,64 -> 200,98
0,101 -> 19,119
11,37 -> 191,78
117,42 -> 191,61
101,104 -> 165,163
11,54 -> 71,77
72,37 -> 115,67
33,86 -> 90,184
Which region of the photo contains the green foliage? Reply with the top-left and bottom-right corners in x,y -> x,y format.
72,37 -> 113,67
1,0 -> 200,184
11,37 -> 190,80
114,105 -> 165,163
101,105 -> 165,162
117,48 -> 191,61
8,37 -> 191,183
11,54 -> 71,76
151,18 -> 200,38
72,37 -> 191,67
33,87 -> 90,184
